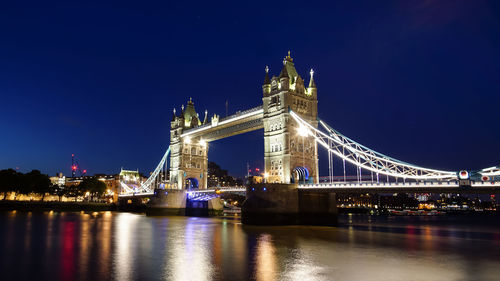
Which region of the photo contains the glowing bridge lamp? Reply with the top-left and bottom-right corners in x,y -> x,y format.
297,124 -> 309,137
184,136 -> 191,144
263,172 -> 269,183
199,139 -> 207,147
458,170 -> 469,180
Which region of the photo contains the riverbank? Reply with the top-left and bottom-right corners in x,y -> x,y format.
0,200 -> 116,212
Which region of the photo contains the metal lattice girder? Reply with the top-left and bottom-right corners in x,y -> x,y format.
121,147 -> 170,194
120,182 -> 135,193
138,146 -> 170,193
289,110 -> 457,180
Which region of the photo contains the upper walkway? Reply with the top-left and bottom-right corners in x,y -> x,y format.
181,106 -> 263,141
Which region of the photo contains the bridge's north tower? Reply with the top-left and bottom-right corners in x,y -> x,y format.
262,52 -> 319,184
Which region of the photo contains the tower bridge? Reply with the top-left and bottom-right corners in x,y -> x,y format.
118,52 -> 499,225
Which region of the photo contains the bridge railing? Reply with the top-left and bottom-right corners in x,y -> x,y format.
298,180 -> 462,188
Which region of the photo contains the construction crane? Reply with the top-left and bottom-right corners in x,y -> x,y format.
71,154 -> 87,177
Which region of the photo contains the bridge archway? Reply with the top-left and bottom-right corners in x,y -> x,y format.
185,177 -> 199,189
292,166 -> 309,183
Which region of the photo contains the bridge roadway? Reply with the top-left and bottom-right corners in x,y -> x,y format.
119,181 -> 500,199
195,181 -> 500,194
298,180 -> 500,194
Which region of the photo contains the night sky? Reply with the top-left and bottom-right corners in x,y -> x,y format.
1,1 -> 499,178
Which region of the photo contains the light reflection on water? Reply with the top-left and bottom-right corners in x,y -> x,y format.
0,211 -> 499,281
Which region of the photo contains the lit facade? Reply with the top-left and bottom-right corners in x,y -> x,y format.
170,99 -> 209,189
262,52 -> 319,184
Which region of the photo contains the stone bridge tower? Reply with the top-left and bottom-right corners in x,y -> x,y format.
169,99 -> 208,189
262,52 -> 319,184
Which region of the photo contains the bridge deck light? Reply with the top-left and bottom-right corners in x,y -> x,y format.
199,139 -> 207,147
297,125 -> 309,137
184,136 -> 191,144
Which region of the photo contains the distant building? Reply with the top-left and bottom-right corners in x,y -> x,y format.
119,169 -> 146,193
207,161 -> 243,188
65,174 -> 120,202
49,173 -> 66,187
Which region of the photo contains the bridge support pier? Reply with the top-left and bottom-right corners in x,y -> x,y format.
242,183 -> 337,226
145,189 -> 224,216
146,189 -> 187,216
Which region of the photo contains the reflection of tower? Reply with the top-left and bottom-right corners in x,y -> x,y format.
262,52 -> 319,184
169,99 -> 208,189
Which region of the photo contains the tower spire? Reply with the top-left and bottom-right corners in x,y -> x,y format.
308,69 -> 316,88
285,50 -> 293,62
263,65 -> 270,85
279,61 -> 289,78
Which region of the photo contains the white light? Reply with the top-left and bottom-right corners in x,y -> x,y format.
184,136 -> 191,144
297,125 -> 309,137
199,139 -> 206,147
264,172 -> 269,178
458,170 -> 469,180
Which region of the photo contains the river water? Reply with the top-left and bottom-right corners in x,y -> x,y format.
0,211 -> 499,281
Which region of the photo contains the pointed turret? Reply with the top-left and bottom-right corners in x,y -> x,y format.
203,110 -> 208,124
279,62 -> 289,79
308,69 -> 316,88
172,108 -> 177,121
183,98 -> 200,128
263,66 -> 271,85
307,69 -> 317,96
262,66 -> 271,95
279,51 -> 299,90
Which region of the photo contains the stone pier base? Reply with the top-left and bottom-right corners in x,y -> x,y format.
145,189 -> 224,216
242,183 -> 337,226
146,189 -> 187,216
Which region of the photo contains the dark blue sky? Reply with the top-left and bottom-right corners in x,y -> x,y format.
1,0 -> 499,178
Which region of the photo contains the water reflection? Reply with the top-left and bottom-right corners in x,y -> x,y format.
166,217 -> 215,281
0,212 -> 499,281
60,219 -> 76,281
113,213 -> 138,281
254,234 -> 277,281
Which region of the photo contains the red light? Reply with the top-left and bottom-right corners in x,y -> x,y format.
83,170 -> 87,174
72,165 -> 77,170
255,168 -> 260,171
248,169 -> 251,172
71,154 -> 74,157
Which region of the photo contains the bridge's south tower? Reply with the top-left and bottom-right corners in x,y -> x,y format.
262,52 -> 319,184
169,99 -> 208,189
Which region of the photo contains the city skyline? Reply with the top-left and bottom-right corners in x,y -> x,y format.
1,1 -> 499,178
